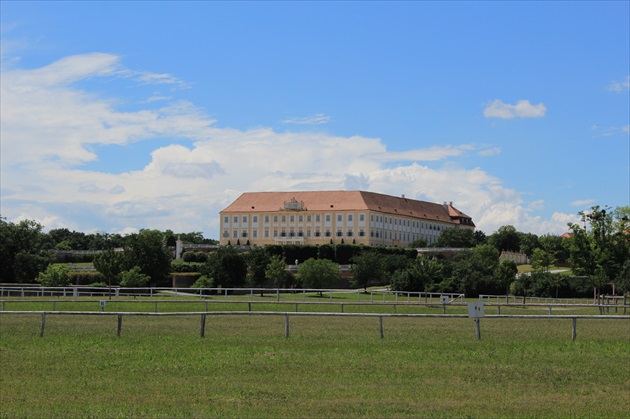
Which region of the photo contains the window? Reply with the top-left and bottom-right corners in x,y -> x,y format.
359,214 -> 365,222
316,215 -> 321,222
325,230 -> 331,237
253,230 -> 258,238
273,230 -> 278,237
253,216 -> 258,223
223,230 -> 229,237
290,215 -> 295,222
298,230 -> 303,237
337,214 -> 342,222
274,216 -> 278,222
224,216 -> 229,224
282,215 -> 286,222
336,230 -> 343,237
326,215 -> 331,222
306,215 -> 311,222
307,230 -> 311,237
265,230 -> 269,238
359,230 -> 365,237
233,230 -> 238,238
348,214 -> 353,222
289,231 -> 295,237
265,215 -> 270,223
281,231 -> 286,237
298,215 -> 303,222
243,216 -> 248,223
315,230 -> 321,237
242,231 -> 248,238
233,216 -> 238,223
347,230 -> 353,237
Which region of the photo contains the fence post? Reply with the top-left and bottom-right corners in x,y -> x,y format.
200,314 -> 206,338
40,313 -> 46,337
379,316 -> 384,339
154,302 -> 158,313
572,317 -> 577,341
474,317 -> 481,340
284,314 -> 290,338
117,314 -> 122,337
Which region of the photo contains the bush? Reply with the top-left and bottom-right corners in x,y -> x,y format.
182,251 -> 209,263
36,264 -> 72,287
191,275 -> 214,289
171,260 -> 204,273
70,271 -> 106,285
120,266 -> 151,287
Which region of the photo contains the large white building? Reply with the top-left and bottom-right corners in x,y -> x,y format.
219,191 -> 474,247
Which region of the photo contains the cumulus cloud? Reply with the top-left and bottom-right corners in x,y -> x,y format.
571,199 -> 595,208
0,52 -> 575,237
483,99 -> 547,119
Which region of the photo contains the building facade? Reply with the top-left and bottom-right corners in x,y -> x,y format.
219,191 -> 474,247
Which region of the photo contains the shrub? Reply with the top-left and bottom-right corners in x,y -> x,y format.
36,264 -> 72,287
120,266 -> 151,287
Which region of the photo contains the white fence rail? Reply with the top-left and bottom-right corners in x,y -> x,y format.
0,285 -> 464,304
1,310 -> 628,341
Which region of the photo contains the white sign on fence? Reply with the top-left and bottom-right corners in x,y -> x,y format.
467,302 -> 485,318
99,300 -> 106,308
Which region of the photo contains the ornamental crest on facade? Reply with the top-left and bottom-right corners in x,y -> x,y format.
282,197 -> 306,211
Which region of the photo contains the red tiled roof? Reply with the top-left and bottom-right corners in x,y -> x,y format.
221,190 -> 474,225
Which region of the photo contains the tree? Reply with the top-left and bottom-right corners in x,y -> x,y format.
245,246 -> 270,291
494,259 -> 517,296
351,251 -> 384,290
449,244 -> 500,297
93,249 -> 125,287
408,238 -> 428,248
567,206 -> 630,295
120,266 -> 151,287
202,247 -> 247,288
265,255 -> 289,288
0,218 -> 48,283
434,228 -> 478,248
123,230 -> 172,286
531,248 -> 556,272
298,258 -> 340,293
36,264 -> 72,287
518,233 -> 540,258
488,225 -> 520,253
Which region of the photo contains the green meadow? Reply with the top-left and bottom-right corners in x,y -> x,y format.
1,299 -> 629,418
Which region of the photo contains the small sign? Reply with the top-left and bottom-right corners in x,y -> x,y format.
467,302 -> 485,318
99,300 -> 106,308
440,296 -> 450,305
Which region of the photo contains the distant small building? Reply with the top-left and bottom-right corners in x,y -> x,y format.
219,190 -> 474,247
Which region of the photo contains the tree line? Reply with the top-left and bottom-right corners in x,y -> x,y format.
1,205 -> 628,298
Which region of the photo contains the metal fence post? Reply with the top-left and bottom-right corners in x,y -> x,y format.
39,313 -> 46,337
284,314 -> 290,338
572,318 -> 577,341
200,314 -> 206,338
379,316 -> 384,339
117,314 -> 123,337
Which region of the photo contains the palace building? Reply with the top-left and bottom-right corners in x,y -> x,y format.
219,190 -> 474,247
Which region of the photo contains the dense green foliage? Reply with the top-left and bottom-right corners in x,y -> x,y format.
119,266 -> 151,287
298,258 -> 340,290
36,264 -> 72,287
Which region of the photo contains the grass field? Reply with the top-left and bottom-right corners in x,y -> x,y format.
1,300 -> 629,418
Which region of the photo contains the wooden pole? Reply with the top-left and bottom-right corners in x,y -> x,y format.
117,314 -> 122,337
572,318 -> 577,341
379,316 -> 384,339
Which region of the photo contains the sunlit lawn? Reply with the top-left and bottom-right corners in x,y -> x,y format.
1,306 -> 629,418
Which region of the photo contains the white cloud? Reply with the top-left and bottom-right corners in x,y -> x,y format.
0,52 -> 574,237
607,75 -> 630,92
571,199 -> 595,208
483,99 -> 547,119
282,113 -> 331,125
478,147 -> 501,157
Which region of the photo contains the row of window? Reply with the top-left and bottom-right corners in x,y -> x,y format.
224,213 -> 367,225
224,213 -> 452,235
223,229 -> 368,238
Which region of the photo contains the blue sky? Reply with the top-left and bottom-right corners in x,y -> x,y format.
1,1 -> 628,239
